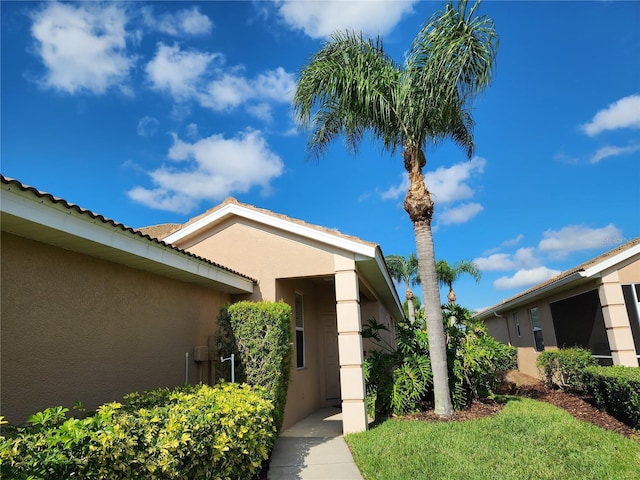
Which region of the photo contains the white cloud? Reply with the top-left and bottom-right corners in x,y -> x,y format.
381,172 -> 409,200
474,247 -> 539,272
582,94 -> 640,136
381,157 -> 486,203
276,0 -> 418,39
142,6 -> 212,36
494,267 -> 561,290
128,129 -> 284,213
136,116 -> 159,137
538,224 -> 623,259
424,157 -> 486,204
439,202 -> 483,225
145,43 -> 219,100
199,67 -> 295,114
590,144 -> 640,164
31,2 -> 133,94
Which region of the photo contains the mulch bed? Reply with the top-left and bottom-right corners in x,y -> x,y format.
407,381 -> 639,441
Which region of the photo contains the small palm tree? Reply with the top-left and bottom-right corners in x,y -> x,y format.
294,0 -> 498,417
436,259 -> 481,304
386,254 -> 421,324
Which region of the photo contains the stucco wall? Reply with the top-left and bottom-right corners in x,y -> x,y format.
614,256 -> 640,284
1,232 -> 228,424
180,220 -> 336,300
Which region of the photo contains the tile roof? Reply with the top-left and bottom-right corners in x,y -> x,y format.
0,175 -> 256,283
163,196 -> 379,248
478,236 -> 640,315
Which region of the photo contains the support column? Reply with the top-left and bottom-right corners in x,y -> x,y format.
334,254 -> 368,434
599,272 -> 639,367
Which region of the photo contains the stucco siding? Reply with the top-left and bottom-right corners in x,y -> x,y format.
1,232 -> 227,424
616,256 -> 640,284
177,220 -> 336,300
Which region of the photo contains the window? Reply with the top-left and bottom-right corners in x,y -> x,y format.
295,293 -> 305,368
529,307 -> 545,352
513,313 -> 521,337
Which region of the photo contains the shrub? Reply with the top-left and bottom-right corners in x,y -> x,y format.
0,383 -> 276,480
363,318 -> 433,418
444,304 -> 517,409
582,365 -> 640,429
536,348 -> 597,391
363,305 -> 514,416
226,301 -> 292,433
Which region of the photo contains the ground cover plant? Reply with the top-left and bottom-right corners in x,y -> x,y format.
346,397 -> 640,480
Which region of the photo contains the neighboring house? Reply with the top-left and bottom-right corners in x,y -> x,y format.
477,238 -> 640,378
1,176 -> 402,434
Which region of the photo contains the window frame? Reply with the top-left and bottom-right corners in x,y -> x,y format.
513,312 -> 521,337
529,307 -> 545,352
295,292 -> 305,369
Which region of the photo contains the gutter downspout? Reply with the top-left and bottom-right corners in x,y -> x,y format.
494,311 -> 512,346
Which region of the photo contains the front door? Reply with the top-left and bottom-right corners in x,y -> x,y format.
322,314 -> 341,401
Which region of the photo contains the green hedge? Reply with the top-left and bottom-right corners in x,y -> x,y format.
224,301 -> 292,433
582,365 -> 640,429
536,348 -> 597,391
0,383 -> 276,480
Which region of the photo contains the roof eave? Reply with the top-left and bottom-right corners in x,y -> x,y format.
1,183 -> 254,294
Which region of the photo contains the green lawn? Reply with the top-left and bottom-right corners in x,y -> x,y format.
345,398 -> 640,480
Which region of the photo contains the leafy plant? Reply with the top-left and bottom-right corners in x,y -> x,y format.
444,304 -> 517,409
0,383 -> 276,480
583,365 -> 640,428
225,301 -> 292,433
536,347 -> 597,391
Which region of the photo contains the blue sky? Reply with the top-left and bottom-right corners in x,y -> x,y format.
2,1 -> 639,312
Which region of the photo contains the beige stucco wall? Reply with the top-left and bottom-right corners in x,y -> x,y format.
180,220 -> 336,301
613,255 -> 640,284
1,232 -> 228,424
174,218 -> 395,432
482,276 -> 639,377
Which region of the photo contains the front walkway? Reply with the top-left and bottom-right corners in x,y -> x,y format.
267,407 -> 364,480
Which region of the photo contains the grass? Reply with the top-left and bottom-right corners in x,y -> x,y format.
345,398 -> 640,480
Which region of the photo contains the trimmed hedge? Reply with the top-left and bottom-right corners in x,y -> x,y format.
224,301 -> 292,433
0,383 -> 276,480
536,348 -> 597,391
583,365 -> 640,429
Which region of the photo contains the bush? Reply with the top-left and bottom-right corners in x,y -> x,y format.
363,305 -> 515,417
444,304 -> 517,409
225,301 -> 292,433
536,348 -> 597,391
0,383 -> 276,480
582,365 -> 640,429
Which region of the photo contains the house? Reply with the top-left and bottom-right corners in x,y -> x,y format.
476,238 -> 640,378
1,176 -> 402,434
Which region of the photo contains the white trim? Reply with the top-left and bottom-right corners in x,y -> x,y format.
583,244 -> 640,277
1,186 -> 254,293
165,202 -> 378,258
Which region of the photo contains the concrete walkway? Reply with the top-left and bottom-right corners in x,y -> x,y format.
268,407 -> 364,480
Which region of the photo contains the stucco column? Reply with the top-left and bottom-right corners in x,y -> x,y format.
334,253 -> 368,434
598,272 -> 639,367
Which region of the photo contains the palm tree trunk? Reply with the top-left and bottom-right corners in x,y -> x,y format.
403,146 -> 453,417
414,220 -> 454,417
406,287 -> 416,323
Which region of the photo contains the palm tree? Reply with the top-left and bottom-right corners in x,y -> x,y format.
436,259 -> 481,304
386,254 -> 421,324
293,0 -> 498,417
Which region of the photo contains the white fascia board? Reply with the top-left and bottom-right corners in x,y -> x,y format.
374,248 -> 404,316
477,271 -> 587,319
165,202 -> 378,259
582,243 -> 640,277
1,188 -> 254,293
